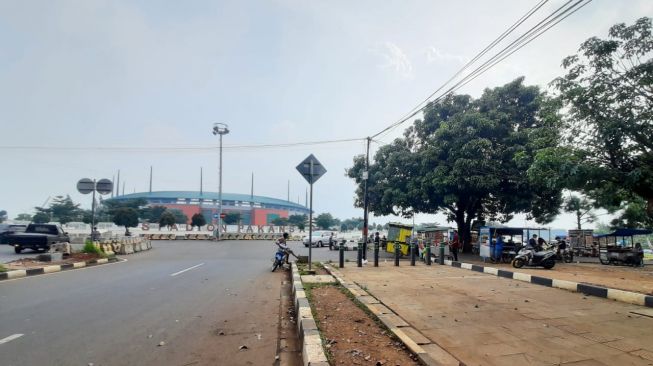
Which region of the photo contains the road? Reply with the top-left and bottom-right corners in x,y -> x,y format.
1,240 -> 331,366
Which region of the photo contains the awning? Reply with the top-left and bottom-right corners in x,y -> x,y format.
594,228 -> 652,238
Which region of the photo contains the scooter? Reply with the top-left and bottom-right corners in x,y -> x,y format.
272,247 -> 288,272
512,246 -> 557,269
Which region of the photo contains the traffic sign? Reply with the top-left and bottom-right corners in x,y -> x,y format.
213,213 -> 219,219
221,213 -> 226,219
296,154 -> 327,184
95,179 -> 114,195
76,178 -> 95,194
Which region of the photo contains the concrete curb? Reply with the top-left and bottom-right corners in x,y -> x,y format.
0,257 -> 122,282
442,259 -> 653,308
291,262 -> 329,366
323,264 -> 460,366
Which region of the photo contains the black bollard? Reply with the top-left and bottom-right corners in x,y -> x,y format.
363,240 -> 368,260
374,241 -> 379,267
394,243 -> 400,266
439,242 -> 445,265
339,241 -> 345,268
426,244 -> 431,265
357,241 -> 363,267
410,243 -> 416,266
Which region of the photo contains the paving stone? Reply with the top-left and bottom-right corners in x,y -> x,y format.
300,275 -> 335,284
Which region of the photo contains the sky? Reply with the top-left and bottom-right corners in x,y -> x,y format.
0,0 -> 651,229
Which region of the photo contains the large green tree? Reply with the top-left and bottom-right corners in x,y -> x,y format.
34,195 -> 82,225
112,208 -> 139,236
552,17 -> 653,218
158,211 -> 176,230
191,213 -> 207,229
168,209 -> 188,224
609,197 -> 653,229
14,213 -> 32,221
349,78 -> 563,250
141,205 -> 168,223
223,212 -> 241,225
315,213 -> 336,230
288,214 -> 307,230
32,212 -> 50,223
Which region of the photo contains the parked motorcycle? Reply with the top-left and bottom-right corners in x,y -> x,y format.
511,246 -> 556,269
554,240 -> 574,263
272,247 -> 287,272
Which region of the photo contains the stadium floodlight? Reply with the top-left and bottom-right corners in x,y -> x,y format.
212,123 -> 229,241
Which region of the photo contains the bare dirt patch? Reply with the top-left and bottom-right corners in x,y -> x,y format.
310,285 -> 419,366
5,253 -> 102,270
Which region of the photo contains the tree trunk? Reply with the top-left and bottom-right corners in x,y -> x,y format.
577,212 -> 582,230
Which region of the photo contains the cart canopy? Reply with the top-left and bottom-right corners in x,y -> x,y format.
594,228 -> 652,238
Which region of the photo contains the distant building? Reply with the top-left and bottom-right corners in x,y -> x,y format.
108,191 -> 309,226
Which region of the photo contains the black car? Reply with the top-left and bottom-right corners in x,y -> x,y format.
5,224 -> 69,254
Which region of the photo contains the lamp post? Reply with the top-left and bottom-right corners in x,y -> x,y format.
212,123 -> 229,240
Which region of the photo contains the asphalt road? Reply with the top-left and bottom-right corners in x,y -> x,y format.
0,240 -> 308,366
1,244 -> 40,264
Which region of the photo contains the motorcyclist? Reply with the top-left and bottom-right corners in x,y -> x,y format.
276,232 -> 291,264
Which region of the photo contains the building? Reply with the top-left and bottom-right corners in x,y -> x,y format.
109,191 -> 309,226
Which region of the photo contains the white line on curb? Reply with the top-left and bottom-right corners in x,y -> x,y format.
0,334 -> 24,345
170,263 -> 205,277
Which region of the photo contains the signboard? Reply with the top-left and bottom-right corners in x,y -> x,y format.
76,178 -> 95,194
95,179 -> 114,195
296,154 -> 326,184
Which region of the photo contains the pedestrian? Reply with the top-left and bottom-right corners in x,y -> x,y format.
494,235 -> 504,263
91,226 -> 101,241
450,230 -> 460,262
328,232 -> 334,250
529,234 -> 538,250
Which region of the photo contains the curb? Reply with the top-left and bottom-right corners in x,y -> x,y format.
291,262 -> 329,366
442,259 -> 653,308
323,264 -> 460,366
0,257 -> 122,282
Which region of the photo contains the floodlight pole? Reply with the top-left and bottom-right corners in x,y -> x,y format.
213,123 -> 230,241
363,137 -> 371,256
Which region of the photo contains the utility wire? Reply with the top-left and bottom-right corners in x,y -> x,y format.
372,0 -> 590,140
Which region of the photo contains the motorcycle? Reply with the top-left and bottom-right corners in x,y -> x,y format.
511,246 -> 557,269
554,241 -> 574,263
272,247 -> 288,272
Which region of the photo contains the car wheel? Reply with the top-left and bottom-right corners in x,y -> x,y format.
14,246 -> 22,254
318,241 -> 322,247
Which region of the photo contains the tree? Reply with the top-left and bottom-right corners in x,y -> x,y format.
552,17 -> 653,219
80,210 -> 94,224
609,197 -> 653,229
191,213 -> 207,229
271,217 -> 289,226
223,212 -> 241,225
141,205 -> 168,223
0,210 -> 7,223
159,211 -> 176,230
32,212 -> 50,224
112,208 -> 139,236
168,209 -> 188,224
563,194 -> 596,230
34,195 -> 81,225
348,78 -> 564,251
14,213 -> 32,221
315,213 -> 336,230
288,214 -> 307,230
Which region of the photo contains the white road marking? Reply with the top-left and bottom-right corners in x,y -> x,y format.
170,263 -> 205,277
0,334 -> 24,345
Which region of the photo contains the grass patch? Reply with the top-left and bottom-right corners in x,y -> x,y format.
0,264 -> 7,273
82,241 -> 102,255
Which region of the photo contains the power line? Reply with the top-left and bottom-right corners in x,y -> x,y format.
0,137 -> 366,153
372,0 -> 591,140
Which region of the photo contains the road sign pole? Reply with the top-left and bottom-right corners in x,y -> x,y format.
91,179 -> 96,238
308,161 -> 313,271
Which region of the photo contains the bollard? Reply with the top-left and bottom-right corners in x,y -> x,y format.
426,244 -> 432,265
357,241 -> 363,267
439,242 -> 445,265
394,243 -> 400,266
374,241 -> 379,267
410,242 -> 416,266
339,241 -> 345,268
362,240 -> 367,261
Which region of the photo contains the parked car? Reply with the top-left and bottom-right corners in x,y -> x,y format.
5,224 -> 70,254
303,231 -> 336,247
0,224 -> 27,244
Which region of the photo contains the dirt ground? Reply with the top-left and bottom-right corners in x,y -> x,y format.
464,257 -> 653,294
310,286 -> 419,366
4,253 -> 101,270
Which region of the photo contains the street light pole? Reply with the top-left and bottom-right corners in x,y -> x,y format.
213,123 -> 230,241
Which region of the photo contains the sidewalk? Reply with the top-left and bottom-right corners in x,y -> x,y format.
336,263 -> 653,366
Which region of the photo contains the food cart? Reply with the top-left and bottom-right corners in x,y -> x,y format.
385,222 -> 413,256
596,228 -> 651,266
568,229 -> 595,257
417,226 -> 455,259
479,226 -> 549,262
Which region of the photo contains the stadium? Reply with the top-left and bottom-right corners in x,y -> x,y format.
109,191 -> 310,226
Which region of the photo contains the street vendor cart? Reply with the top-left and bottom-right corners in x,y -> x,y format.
596,228 -> 651,266
385,222 -> 413,256
479,226 -> 549,263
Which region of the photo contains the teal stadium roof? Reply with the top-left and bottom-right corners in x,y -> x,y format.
110,191 -> 309,211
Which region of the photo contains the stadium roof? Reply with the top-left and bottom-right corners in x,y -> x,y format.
110,191 -> 308,211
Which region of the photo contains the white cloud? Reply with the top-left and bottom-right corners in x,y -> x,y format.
425,46 -> 467,64
375,42 -> 413,79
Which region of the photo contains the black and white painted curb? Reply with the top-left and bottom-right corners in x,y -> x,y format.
443,259 -> 653,308
322,263 -> 459,366
291,262 -> 329,366
0,257 -> 122,282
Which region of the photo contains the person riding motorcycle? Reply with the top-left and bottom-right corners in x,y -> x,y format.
276,233 -> 291,264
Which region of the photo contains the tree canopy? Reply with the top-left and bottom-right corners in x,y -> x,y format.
288,214 -> 307,230
563,194 -> 596,230
0,210 -> 7,223
223,212 -> 241,225
34,195 -> 81,225
348,78 -> 564,250
14,213 -> 32,221
158,211 -> 176,230
191,213 -> 207,229
315,213 -> 337,230
551,17 -> 653,219
112,207 -> 139,235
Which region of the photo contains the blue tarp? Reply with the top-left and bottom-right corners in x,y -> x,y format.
594,228 -> 652,238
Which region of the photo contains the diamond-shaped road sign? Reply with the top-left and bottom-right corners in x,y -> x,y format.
296,154 -> 327,184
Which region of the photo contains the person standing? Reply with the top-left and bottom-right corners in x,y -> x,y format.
450,230 -> 460,262
328,232 -> 334,250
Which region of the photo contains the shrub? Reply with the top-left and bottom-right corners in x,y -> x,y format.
83,241 -> 102,255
